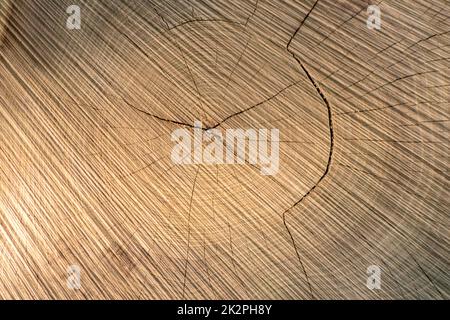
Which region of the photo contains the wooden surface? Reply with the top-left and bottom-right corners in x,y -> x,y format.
0,0 -> 448,299
0,0 -> 12,43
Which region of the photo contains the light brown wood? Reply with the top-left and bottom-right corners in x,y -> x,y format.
0,0 -> 448,299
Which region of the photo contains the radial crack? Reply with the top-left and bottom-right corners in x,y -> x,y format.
281,0 -> 336,300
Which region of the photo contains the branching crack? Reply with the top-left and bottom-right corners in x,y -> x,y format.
126,0 -> 333,300
122,79 -> 304,131
281,0 -> 335,300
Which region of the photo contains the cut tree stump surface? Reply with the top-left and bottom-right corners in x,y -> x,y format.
0,0 -> 448,299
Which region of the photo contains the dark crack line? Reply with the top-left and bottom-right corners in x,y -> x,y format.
286,0 -> 320,50
152,7 -> 245,32
125,0 -> 330,300
281,0 -> 335,300
167,18 -> 244,32
405,247 -> 445,299
336,102 -> 409,116
224,35 -> 252,91
337,163 -> 397,183
154,8 -> 170,30
115,13 -> 303,131
182,166 -> 200,298
121,97 -> 199,129
209,79 -> 303,129
348,71 -> 437,101
227,222 -> 250,297
174,41 -> 208,122
245,0 -> 259,27
123,79 -> 304,131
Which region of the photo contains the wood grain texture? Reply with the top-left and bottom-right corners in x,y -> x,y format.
0,0 -> 12,43
0,0 -> 448,299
